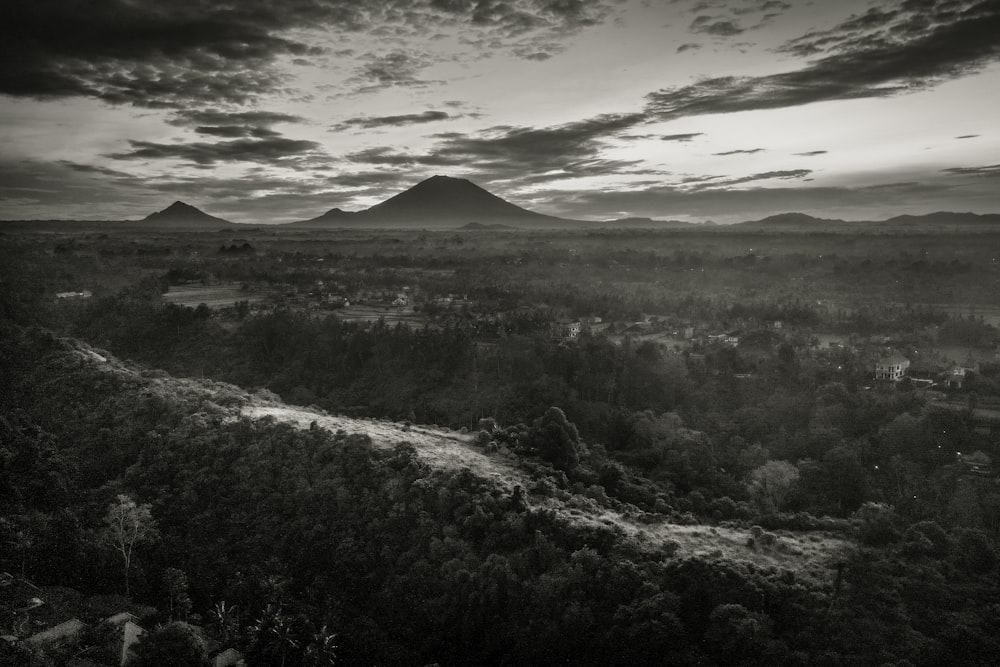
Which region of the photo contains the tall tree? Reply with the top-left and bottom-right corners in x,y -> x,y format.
749,461 -> 799,512
164,567 -> 193,621
101,493 -> 157,596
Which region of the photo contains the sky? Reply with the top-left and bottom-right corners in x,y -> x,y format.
0,0 -> 998,224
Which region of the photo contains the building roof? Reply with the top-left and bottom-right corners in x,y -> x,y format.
24,618 -> 86,648
876,354 -> 909,365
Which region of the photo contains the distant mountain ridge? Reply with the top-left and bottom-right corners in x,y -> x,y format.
739,212 -> 852,227
738,211 -> 1000,228
884,211 -> 1000,225
4,183 -> 999,230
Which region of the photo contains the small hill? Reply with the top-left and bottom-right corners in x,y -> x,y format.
298,207 -> 358,225
291,175 -> 584,229
734,211 -> 1000,231
884,211 -> 1000,226
140,201 -> 234,228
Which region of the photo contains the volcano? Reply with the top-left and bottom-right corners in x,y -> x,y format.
295,175 -> 577,228
141,201 -> 233,228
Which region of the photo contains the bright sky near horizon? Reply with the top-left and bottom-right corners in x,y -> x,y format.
1,0 -> 998,223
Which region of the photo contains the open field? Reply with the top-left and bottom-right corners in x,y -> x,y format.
162,284 -> 266,309
335,304 -> 429,327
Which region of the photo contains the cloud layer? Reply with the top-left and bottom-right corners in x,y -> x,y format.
0,0 -> 621,107
648,0 -> 1000,120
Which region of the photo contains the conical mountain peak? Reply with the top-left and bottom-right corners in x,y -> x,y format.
362,175 -> 550,221
295,175 -> 578,228
163,201 -> 200,213
143,201 -> 232,226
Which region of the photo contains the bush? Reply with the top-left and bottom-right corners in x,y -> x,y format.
953,528 -> 997,573
903,521 -> 951,559
853,502 -> 901,547
708,496 -> 738,521
523,406 -> 584,471
757,512 -> 850,532
129,622 -> 209,667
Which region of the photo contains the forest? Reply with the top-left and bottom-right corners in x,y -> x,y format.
3,225 -> 1000,665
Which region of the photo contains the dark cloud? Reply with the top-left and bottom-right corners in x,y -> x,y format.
348,51 -> 439,92
955,134 -> 980,139
163,109 -> 306,140
193,126 -> 282,139
107,137 -> 325,166
687,169 -> 812,190
0,158 -> 154,220
731,0 -> 792,16
344,147 -> 450,167
780,7 -> 903,58
0,1 -> 324,107
343,112 -> 647,193
760,1 -> 791,12
0,0 -> 621,107
459,0 -> 615,35
647,0 -> 1000,120
942,164 -> 1000,177
712,148 -> 765,155
661,133 -> 703,142
425,112 -> 646,175
167,110 -> 306,127
152,174 -> 323,199
690,15 -> 746,37
676,43 -> 702,53
332,110 -> 452,131
55,160 -> 135,178
794,150 -> 829,156
679,174 -> 725,185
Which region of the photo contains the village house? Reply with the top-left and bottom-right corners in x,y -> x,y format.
553,319 -> 582,339
940,364 -> 978,389
875,354 -> 910,381
706,331 -> 740,347
55,290 -> 93,300
957,451 -> 994,477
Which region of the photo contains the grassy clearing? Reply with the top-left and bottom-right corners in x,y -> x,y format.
242,402 -> 852,576
162,284 -> 265,309
335,304 -> 428,328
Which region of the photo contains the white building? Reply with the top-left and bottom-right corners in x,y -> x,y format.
875,355 -> 910,381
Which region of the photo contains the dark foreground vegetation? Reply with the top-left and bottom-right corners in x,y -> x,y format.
3,225 -> 1000,665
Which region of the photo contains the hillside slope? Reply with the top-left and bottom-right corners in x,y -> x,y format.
65,337 -> 848,575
